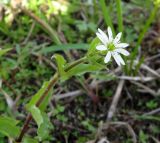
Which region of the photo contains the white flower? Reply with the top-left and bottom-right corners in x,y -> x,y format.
96,27 -> 129,66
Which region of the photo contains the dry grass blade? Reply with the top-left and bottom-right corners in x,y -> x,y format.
151,136 -> 160,143
118,76 -> 155,82
131,81 -> 159,96
53,80 -> 106,100
141,64 -> 160,78
0,88 -> 14,109
145,53 -> 160,61
143,107 -> 160,116
107,79 -> 125,121
54,90 -> 83,100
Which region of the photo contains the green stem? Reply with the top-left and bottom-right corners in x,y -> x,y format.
99,0 -> 115,35
16,56 -> 87,142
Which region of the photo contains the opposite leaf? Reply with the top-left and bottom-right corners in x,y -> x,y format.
67,63 -> 103,78
29,105 -> 43,127
53,54 -> 68,81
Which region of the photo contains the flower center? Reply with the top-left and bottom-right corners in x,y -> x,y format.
107,42 -> 115,51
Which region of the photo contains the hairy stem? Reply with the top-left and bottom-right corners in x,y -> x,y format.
16,57 -> 87,142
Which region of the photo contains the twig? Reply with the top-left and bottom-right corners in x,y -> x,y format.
145,53 -> 160,61
54,90 -> 83,100
131,81 -> 158,96
118,76 -> 155,82
107,79 -> 124,121
151,136 -> 160,143
141,64 -> 160,78
143,107 -> 160,116
53,80 -> 106,101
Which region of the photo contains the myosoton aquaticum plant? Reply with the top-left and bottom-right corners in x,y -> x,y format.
14,27 -> 130,142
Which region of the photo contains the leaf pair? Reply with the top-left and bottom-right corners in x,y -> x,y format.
53,54 -> 104,82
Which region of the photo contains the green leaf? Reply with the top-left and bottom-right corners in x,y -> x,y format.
67,63 -> 103,78
87,37 -> 99,56
39,43 -> 89,54
139,130 -> 148,143
39,86 -> 53,111
28,106 -> 53,141
23,136 -> 38,143
0,116 -> 20,138
37,112 -> 53,141
29,105 -> 43,127
26,81 -> 53,111
53,54 -> 68,81
0,48 -> 12,57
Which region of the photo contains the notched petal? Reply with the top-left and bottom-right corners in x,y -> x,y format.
98,28 -> 109,44
96,32 -> 106,45
107,27 -> 113,41
114,32 -> 122,44
116,43 -> 129,48
114,48 -> 130,56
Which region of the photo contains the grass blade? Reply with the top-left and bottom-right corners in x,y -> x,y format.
131,6 -> 158,60
116,0 -> 123,33
99,0 -> 115,35
39,43 -> 89,54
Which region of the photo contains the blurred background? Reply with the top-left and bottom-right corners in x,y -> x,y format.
0,0 -> 160,143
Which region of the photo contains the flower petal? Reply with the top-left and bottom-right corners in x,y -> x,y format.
107,27 -> 113,42
116,53 -> 125,65
112,52 -> 125,66
115,43 -> 129,48
111,52 -> 121,66
96,45 -> 107,51
114,32 -> 122,44
104,51 -> 111,63
98,28 -> 109,44
114,48 -> 130,56
96,32 -> 107,45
